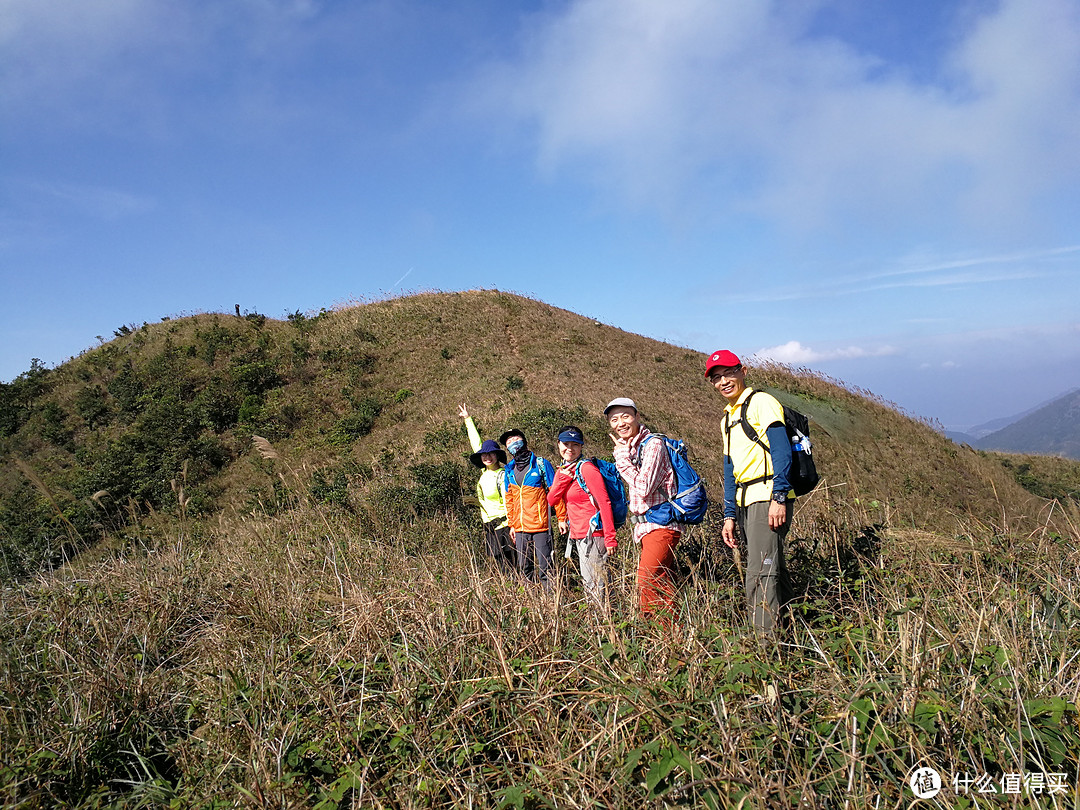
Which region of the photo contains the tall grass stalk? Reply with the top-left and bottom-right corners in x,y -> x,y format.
2,489 -> 1078,808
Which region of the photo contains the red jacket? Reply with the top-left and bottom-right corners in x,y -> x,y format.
547,460 -> 617,550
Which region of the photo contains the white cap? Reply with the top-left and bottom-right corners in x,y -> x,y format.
604,397 -> 638,415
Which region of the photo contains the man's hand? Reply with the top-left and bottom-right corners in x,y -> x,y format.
768,500 -> 788,530
558,520 -> 569,534
722,518 -> 738,549
458,403 -> 469,419
608,431 -> 628,447
509,527 -> 516,541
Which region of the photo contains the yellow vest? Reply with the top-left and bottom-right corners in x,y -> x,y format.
722,388 -> 790,507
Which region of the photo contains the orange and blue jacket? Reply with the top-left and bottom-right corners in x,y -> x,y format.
504,453 -> 566,533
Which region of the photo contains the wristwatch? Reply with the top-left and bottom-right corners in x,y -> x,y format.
771,491 -> 788,505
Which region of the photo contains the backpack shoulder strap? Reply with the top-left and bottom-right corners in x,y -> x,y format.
573,459 -> 590,492
632,432 -> 664,467
738,391 -> 769,451
574,459 -> 604,518
533,455 -> 551,492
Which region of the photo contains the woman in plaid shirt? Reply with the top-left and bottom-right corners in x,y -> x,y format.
606,397 -> 681,623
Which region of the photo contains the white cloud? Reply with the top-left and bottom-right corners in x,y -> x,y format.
477,0 -> 1080,231
751,340 -> 898,364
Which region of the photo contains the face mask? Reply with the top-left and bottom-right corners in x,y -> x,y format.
506,438 -> 524,455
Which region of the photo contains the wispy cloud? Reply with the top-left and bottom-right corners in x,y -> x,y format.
714,244 -> 1080,304
24,180 -> 155,221
0,0 -> 355,136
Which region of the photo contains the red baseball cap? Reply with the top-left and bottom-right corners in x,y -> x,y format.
705,350 -> 742,377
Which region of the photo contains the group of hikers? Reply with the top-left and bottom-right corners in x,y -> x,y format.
460,350 -> 806,634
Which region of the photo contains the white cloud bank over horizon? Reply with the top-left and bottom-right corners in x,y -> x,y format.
750,340 -> 899,365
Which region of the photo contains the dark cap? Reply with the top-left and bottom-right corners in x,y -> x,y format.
499,429 -> 526,446
557,426 -> 584,445
470,439 -> 507,468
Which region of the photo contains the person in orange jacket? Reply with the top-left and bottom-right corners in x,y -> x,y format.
500,428 -> 565,585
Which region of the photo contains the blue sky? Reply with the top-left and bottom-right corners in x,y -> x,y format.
3,0 -> 1079,430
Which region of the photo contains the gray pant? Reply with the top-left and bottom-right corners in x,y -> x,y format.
516,530 -> 554,584
574,536 -> 608,605
738,500 -> 794,633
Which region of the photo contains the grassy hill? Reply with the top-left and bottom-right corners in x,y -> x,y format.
2,291 -> 1079,807
0,290 -> 1062,579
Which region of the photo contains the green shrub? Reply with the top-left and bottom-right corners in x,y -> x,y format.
230,360 -> 283,397
194,381 -> 240,432
0,382 -> 21,438
311,468 -> 351,510
38,401 -> 74,449
0,483 -> 59,580
74,385 -> 111,430
330,398 -> 382,446
0,360 -> 52,437
107,364 -> 145,419
78,396 -> 228,511
406,462 -> 465,516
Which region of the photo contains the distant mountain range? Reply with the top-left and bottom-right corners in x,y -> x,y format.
948,389 -> 1080,460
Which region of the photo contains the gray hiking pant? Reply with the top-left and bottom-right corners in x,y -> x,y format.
574,535 -> 608,606
516,530 -> 554,585
739,500 -> 794,633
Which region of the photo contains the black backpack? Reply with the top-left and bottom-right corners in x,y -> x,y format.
724,391 -> 820,497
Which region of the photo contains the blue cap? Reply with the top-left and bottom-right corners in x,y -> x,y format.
557,427 -> 584,445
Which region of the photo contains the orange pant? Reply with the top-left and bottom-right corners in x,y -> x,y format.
638,527 -> 680,621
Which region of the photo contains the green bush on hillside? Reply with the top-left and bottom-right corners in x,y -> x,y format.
0,482 -> 66,580
504,405 -> 595,452
74,385 -> 111,430
0,359 -> 52,438
330,398 -> 382,446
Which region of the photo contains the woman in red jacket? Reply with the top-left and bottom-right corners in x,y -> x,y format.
546,426 -> 617,607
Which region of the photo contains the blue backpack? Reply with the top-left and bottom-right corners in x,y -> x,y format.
573,458 -> 629,533
635,434 -> 709,525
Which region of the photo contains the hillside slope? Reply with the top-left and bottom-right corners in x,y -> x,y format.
0,290 -> 1059,580
977,388 -> 1080,459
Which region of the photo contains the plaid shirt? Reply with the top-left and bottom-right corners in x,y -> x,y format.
613,426 -> 680,543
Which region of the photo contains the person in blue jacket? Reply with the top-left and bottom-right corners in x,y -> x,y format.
499,428 -> 565,586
